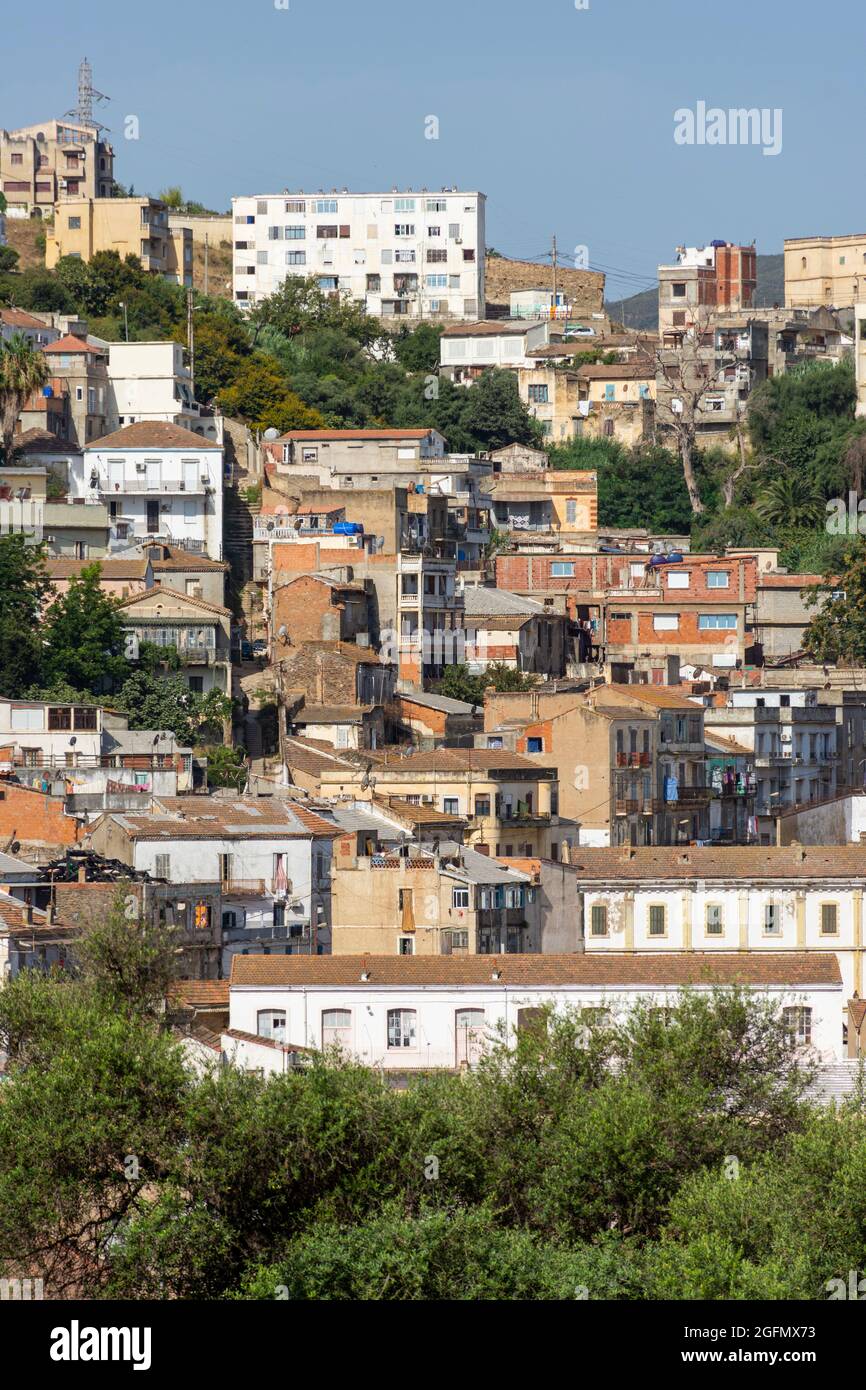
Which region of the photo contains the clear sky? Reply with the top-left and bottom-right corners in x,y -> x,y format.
4,0 -> 862,298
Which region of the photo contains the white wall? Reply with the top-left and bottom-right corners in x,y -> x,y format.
75,443 -> 224,559
227,979 -> 842,1072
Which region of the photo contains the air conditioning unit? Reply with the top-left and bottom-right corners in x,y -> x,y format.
455,237 -> 463,244
200,473 -> 209,484
421,795 -> 434,805
179,480 -> 186,490
135,462 -> 147,473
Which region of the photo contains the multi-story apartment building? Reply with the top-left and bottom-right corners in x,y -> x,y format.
583,684 -> 710,845
482,688 -> 659,847
573,844 -> 866,1002
700,687 -> 838,843
462,585 -> 568,678
785,232 -> 866,308
88,796 -> 340,963
658,241 -> 757,338
330,841 -> 537,956
16,334 -> 110,447
46,197 -> 192,286
231,188 -> 485,319
440,319 -> 551,379
119,585 -> 232,696
106,341 -> 223,443
572,361 -> 656,446
494,550 -> 759,674
0,118 -> 114,216
76,421 -> 224,559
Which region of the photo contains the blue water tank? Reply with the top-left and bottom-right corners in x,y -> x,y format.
42,385 -> 53,397
333,521 -> 363,536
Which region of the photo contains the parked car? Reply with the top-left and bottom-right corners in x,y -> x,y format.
252,639 -> 268,659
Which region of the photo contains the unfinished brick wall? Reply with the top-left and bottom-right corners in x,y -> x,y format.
0,782 -> 81,849
485,256 -> 604,316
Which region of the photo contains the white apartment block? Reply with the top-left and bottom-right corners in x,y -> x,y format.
231,188 -> 486,320
76,421 -> 224,559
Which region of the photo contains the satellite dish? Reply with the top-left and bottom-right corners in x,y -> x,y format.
263,428 -> 280,441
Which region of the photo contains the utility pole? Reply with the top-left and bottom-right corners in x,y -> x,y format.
551,233 -> 558,320
187,287 -> 194,387
204,233 -> 209,297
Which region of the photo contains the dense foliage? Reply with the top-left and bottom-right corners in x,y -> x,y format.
0,917 -> 860,1301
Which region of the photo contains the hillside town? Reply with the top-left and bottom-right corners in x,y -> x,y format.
4,38 -> 866,1318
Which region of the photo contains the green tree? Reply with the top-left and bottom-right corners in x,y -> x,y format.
69,887 -> 182,1022
802,541 -> 866,662
0,332 -> 50,460
0,533 -> 49,695
391,323 -> 443,373
41,563 -> 128,693
753,473 -> 825,530
0,246 -> 19,273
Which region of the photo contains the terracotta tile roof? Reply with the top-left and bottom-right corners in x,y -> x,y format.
282,737 -> 357,777
151,547 -> 228,573
42,334 -> 104,356
591,683 -> 703,711
280,429 -> 436,442
118,583 -> 230,617
849,998 -> 866,1030
568,846 -> 866,882
169,980 -> 230,1009
441,320 -> 542,338
84,421 -> 221,451
381,796 -> 466,825
1,308 -> 51,329
223,1028 -> 313,1054
45,558 -> 150,581
366,748 -> 551,774
231,951 -> 841,988
706,732 -> 753,757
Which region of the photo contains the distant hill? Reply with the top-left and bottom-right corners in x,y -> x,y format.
606,254 -> 785,331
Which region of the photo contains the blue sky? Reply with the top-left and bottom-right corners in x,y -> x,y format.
4,0 -> 862,297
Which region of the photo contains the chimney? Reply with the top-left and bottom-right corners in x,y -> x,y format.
46,903 -> 54,925
78,867 -> 86,884
23,903 -> 32,924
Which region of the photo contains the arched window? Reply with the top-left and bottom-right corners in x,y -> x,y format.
322,1009 -> 351,1048
387,1008 -> 416,1049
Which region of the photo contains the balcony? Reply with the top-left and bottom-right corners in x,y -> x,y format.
616,751 -> 651,768
179,646 -> 217,665
97,477 -> 207,495
221,878 -> 267,897
668,786 -> 711,804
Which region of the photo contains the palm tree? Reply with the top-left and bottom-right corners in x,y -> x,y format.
0,333 -> 50,462
753,473 -> 825,531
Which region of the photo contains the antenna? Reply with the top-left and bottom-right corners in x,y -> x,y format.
66,57 -> 110,133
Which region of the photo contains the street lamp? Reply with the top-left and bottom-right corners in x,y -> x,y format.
118,301 -> 129,342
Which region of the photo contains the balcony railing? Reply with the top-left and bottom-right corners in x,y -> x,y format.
96,478 -> 208,495
667,786 -> 711,804
221,878 -> 267,897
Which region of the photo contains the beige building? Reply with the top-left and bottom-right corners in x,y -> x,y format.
330,839 -> 538,956
785,234 -> 866,308
0,119 -> 114,217
47,197 -> 192,285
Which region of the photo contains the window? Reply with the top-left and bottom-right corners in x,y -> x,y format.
394,223 -> 415,237
705,904 -> 723,935
706,570 -> 730,589
387,1008 -> 416,1048
394,197 -> 416,212
784,1006 -> 812,1048
10,706 -> 42,732
322,1009 -> 350,1047
272,902 -> 285,927
474,796 -> 491,817
443,797 -> 459,816
590,904 -> 608,936
48,706 -> 72,730
764,902 -> 780,935
286,251 -> 306,265
316,225 -> 338,239
698,613 -> 737,630
154,854 -> 171,879
653,614 -> 679,631
426,273 -> 448,288
398,937 -> 415,956
285,199 -> 306,213
257,1009 -> 286,1042
68,215 -> 81,230
73,706 -> 97,731
671,282 -> 687,297
668,571 -> 690,589
452,887 -> 470,909
427,199 -> 448,212
427,248 -> 447,262
450,930 -> 469,949
528,384 -> 549,403
314,198 -> 338,214
526,737 -> 543,753
648,905 -> 666,936
821,902 -> 839,936
551,561 -> 574,577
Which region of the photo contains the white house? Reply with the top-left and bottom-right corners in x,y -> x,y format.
231,188 -> 485,320
224,951 -> 843,1074
571,845 -> 866,1002
106,341 -> 223,444
440,320 -> 552,381
76,421 -> 224,560
87,796 -> 340,967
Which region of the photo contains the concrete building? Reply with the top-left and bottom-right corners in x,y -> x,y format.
440,319 -> 550,379
570,844 -> 866,1003
0,118 -> 114,216
461,585 -> 568,678
330,841 -> 537,956
106,341 -> 222,443
785,233 -> 866,308
232,188 -> 485,319
77,421 -> 224,559
46,197 -> 192,286
119,585 -> 232,696
223,951 -> 843,1074
701,687 -> 838,843
658,242 -> 756,337
87,796 -> 340,963
482,468 -> 598,542
0,307 -> 61,347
